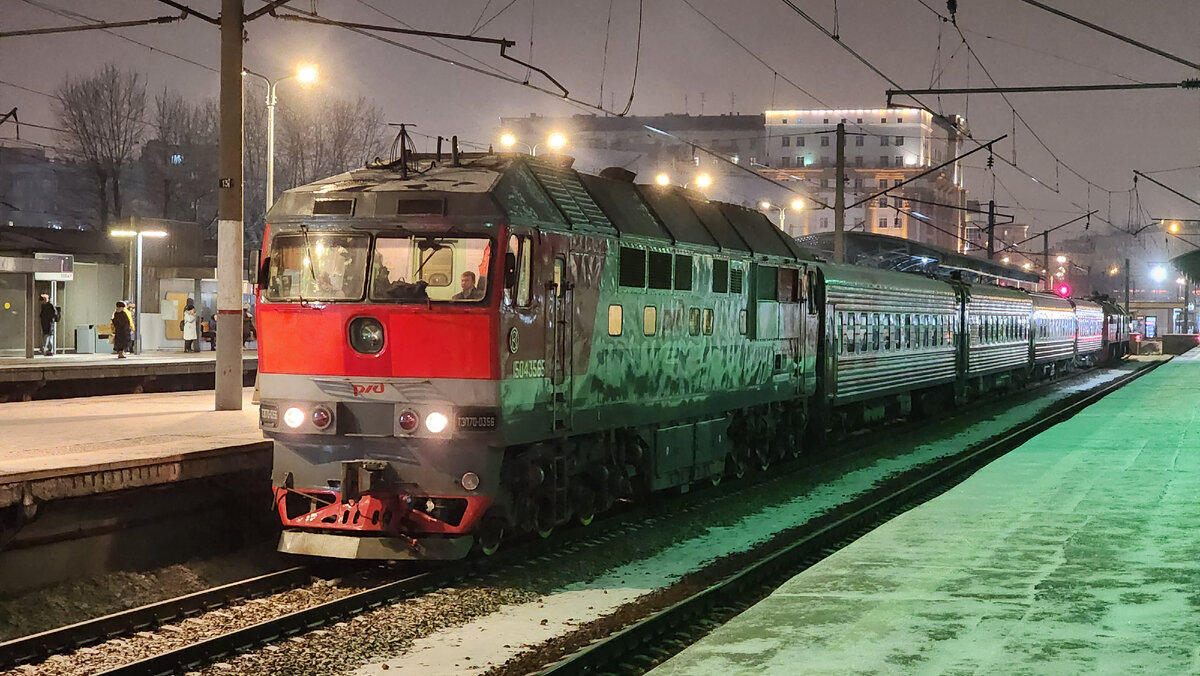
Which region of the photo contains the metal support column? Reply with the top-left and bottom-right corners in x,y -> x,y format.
834,123 -> 846,264
216,0 -> 245,410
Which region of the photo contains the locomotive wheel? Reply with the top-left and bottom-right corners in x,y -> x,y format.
710,473 -> 722,487
577,512 -> 594,526
476,516 -> 506,556
537,525 -> 555,539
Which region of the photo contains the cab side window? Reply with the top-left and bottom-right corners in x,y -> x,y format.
505,234 -> 533,307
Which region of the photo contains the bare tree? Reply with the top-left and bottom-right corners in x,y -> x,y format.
141,89 -> 218,224
275,95 -> 387,191
54,64 -> 147,227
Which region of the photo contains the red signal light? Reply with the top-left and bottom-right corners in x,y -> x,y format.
1055,283 -> 1071,298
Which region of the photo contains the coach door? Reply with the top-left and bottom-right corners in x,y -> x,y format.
546,253 -> 574,432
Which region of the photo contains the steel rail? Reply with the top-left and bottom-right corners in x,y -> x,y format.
534,360 -> 1163,675
0,566 -> 312,670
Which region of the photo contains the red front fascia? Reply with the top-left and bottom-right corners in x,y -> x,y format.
259,303 -> 499,379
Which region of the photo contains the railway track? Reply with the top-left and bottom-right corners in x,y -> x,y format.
2,362 -> 1154,676
523,360 -> 1162,676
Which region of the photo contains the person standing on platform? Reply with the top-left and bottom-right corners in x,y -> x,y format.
111,301 -> 132,359
39,293 -> 58,356
125,302 -> 137,354
182,300 -> 199,353
242,306 -> 256,347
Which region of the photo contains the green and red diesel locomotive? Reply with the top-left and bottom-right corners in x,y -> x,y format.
256,152 -> 1127,560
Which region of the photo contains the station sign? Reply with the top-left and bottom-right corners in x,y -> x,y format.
34,253 -> 74,281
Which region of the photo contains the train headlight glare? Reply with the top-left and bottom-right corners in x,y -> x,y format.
311,406 -> 333,430
349,317 -> 385,354
461,472 -> 480,491
425,411 -> 449,433
283,406 -> 305,429
398,409 -> 419,432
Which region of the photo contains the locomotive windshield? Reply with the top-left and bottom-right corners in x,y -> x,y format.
370,236 -> 492,303
264,233 -> 370,301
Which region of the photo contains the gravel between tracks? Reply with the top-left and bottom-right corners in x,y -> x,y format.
0,549 -> 281,642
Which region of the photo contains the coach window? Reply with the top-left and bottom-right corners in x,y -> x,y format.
608,305 -> 623,336
858,312 -> 869,352
903,314 -> 911,349
871,313 -> 881,351
703,308 -> 714,335
689,307 -> 701,336
845,312 -> 856,353
883,314 -> 892,350
643,306 -> 658,336
934,316 -> 941,346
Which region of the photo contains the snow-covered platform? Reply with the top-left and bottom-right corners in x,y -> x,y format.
652,351 -> 1200,675
0,388 -> 267,510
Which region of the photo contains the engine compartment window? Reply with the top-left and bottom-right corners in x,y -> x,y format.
264,232 -> 370,301
371,235 -> 492,303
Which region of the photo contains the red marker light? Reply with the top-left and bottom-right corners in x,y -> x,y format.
1056,284 -> 1071,298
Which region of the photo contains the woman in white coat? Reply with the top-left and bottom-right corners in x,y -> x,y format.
182,302 -> 200,353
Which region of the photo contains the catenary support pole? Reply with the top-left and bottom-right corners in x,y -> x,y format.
1124,258 -> 1130,314
834,122 -> 845,264
986,200 -> 996,260
1042,232 -> 1050,291
216,0 -> 244,410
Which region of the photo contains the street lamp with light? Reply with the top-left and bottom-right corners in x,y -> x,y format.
759,198 -> 807,236
532,131 -> 568,156
687,173 -> 713,190
242,62 -> 320,211
109,227 -> 169,354
498,132 -> 532,153
1150,264 -> 1169,284
1056,254 -> 1067,263
654,172 -> 671,186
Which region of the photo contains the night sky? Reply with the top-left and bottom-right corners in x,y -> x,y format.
1,0 -> 1196,240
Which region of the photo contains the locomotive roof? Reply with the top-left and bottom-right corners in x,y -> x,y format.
270,154 -> 812,261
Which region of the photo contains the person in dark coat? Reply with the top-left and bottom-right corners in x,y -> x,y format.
39,293 -> 58,356
111,301 -> 132,359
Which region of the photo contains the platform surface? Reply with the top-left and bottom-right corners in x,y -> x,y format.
0,388 -> 266,506
0,349 -> 257,382
652,353 -> 1200,675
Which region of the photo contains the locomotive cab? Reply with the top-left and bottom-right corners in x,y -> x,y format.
258,210 -> 516,559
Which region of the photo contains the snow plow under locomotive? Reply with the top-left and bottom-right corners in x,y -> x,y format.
256,152 -> 1128,560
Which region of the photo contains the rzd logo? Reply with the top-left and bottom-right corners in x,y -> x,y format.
351,383 -> 386,396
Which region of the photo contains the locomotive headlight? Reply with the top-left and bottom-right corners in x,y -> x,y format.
283,406 -> 305,429
311,405 -> 333,430
425,411 -> 449,434
461,472 -> 480,491
349,317 -> 385,354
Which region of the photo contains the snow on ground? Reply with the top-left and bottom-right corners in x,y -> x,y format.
353,366 -> 1139,675
651,357 -> 1197,675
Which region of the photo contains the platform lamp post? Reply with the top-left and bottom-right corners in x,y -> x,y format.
110,224 -> 168,354
242,62 -> 319,211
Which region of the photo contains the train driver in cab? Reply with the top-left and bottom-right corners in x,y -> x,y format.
452,271 -> 485,301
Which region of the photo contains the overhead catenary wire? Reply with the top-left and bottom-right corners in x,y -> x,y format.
17,0 -> 217,73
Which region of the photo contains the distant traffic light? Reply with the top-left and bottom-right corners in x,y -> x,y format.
1055,283 -> 1072,298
